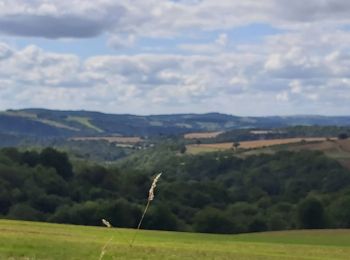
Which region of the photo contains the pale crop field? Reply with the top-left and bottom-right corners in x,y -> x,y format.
0,220 -> 349,259
186,137 -> 333,154
184,131 -> 223,139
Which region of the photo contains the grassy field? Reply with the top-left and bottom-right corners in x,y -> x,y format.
186,137 -> 332,154
66,116 -> 104,133
1,111 -> 80,131
0,220 -> 350,259
70,136 -> 142,144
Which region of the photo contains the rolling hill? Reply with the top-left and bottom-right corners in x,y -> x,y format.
1,108 -> 350,140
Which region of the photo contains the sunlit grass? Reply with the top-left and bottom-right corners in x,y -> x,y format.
0,220 -> 350,259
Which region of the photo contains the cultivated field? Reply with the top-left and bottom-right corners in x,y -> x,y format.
287,139 -> 350,169
186,137 -> 332,154
70,136 -> 142,144
184,131 -> 223,139
0,220 -> 350,259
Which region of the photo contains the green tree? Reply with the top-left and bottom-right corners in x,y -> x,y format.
297,197 -> 326,229
40,148 -> 73,179
329,196 -> 350,228
232,142 -> 240,151
194,207 -> 237,234
145,204 -> 179,231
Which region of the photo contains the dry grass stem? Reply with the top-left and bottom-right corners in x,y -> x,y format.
99,219 -> 113,260
130,173 -> 162,247
98,237 -> 113,260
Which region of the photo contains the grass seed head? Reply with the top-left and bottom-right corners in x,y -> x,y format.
102,219 -> 112,228
148,173 -> 162,201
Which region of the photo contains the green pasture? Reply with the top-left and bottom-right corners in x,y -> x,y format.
0,220 -> 349,259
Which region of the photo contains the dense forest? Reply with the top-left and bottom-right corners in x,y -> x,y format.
1,145 -> 350,234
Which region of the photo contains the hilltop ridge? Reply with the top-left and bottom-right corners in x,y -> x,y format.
1,108 -> 350,138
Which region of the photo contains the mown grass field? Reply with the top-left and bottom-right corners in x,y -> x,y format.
1,220 -> 350,259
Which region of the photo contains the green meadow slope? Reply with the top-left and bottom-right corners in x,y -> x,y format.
0,220 -> 349,259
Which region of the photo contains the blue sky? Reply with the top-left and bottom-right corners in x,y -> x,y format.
0,0 -> 350,116
7,23 -> 282,57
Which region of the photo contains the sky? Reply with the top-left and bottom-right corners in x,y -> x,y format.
0,0 -> 350,116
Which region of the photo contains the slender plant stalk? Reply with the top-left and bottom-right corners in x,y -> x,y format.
129,173 -> 162,247
99,218 -> 130,259
98,237 -> 113,260
130,200 -> 150,246
99,219 -> 113,260
137,200 -> 151,231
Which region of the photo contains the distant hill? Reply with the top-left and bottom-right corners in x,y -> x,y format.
1,108 -> 350,139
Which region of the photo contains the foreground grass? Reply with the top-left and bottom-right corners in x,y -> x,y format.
0,220 -> 350,259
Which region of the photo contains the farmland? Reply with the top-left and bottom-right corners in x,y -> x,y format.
184,131 -> 223,139
186,137 -> 333,154
0,220 -> 350,259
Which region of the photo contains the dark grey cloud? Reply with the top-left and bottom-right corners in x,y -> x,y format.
274,0 -> 350,22
0,12 -> 124,38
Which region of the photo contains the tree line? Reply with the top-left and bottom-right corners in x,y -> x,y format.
1,146 -> 350,234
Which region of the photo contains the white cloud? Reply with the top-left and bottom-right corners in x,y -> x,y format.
0,1 -> 350,115
289,80 -> 302,94
1,27 -> 350,115
215,33 -> 228,47
107,34 -> 136,49
276,91 -> 289,102
179,33 -> 230,54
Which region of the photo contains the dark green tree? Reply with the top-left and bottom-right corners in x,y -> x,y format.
330,196 -> 350,228
194,207 -> 237,234
297,197 -> 326,229
40,148 -> 73,179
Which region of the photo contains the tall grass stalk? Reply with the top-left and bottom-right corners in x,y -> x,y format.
130,173 -> 162,247
99,219 -> 113,260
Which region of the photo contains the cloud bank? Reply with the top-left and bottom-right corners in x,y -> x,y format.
0,0 -> 349,115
